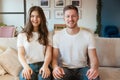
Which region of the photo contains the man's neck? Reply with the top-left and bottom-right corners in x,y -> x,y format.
66,27 -> 80,35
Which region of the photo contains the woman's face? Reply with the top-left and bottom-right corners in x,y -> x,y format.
30,11 -> 41,31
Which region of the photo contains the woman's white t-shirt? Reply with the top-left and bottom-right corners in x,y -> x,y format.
17,32 -> 52,64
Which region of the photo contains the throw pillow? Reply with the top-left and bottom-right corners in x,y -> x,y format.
0,47 -> 22,76
0,65 -> 7,76
0,48 -> 4,54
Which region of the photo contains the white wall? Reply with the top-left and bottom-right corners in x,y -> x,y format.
0,0 -> 24,28
79,0 -> 97,32
27,0 -> 97,32
0,0 -> 97,32
0,0 -> 24,12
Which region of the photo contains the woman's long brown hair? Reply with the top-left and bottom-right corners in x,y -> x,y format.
22,6 -> 48,46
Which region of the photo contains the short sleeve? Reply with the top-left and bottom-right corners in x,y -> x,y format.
17,33 -> 25,47
88,32 -> 96,49
53,33 -> 59,48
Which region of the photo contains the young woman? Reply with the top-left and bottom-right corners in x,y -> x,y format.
17,6 -> 52,80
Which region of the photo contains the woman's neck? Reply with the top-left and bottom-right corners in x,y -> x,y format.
33,28 -> 38,32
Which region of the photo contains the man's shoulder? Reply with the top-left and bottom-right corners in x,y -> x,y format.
80,27 -> 95,38
80,27 -> 94,35
80,27 -> 92,33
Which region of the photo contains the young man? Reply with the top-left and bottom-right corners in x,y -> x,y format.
52,5 -> 100,80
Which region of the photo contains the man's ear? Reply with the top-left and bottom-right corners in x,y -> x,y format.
78,15 -> 80,20
63,15 -> 65,21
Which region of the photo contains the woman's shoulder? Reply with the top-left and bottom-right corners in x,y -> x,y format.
17,32 -> 26,37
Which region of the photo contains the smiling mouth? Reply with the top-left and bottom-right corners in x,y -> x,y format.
68,22 -> 74,25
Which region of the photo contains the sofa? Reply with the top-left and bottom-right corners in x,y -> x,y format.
95,37 -> 120,80
0,37 -> 22,80
0,37 -> 120,80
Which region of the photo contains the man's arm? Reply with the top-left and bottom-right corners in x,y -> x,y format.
87,48 -> 99,79
88,49 -> 99,69
52,48 -> 65,79
52,48 -> 59,69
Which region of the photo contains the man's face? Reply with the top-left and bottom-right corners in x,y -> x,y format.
64,9 -> 79,29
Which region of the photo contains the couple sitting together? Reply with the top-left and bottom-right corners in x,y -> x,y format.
17,5 -> 100,80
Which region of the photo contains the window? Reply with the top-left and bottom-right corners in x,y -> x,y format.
0,0 -> 26,27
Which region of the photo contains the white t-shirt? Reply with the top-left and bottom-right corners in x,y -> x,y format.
17,32 -> 52,64
53,28 -> 96,68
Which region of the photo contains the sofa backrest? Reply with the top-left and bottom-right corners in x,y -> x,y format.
95,37 -> 120,67
0,37 -> 17,51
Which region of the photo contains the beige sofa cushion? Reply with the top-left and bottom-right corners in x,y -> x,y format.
0,65 -> 7,76
0,47 -> 22,76
0,48 -> 4,54
95,37 -> 120,67
0,38 -> 17,50
99,67 -> 120,80
0,74 -> 19,80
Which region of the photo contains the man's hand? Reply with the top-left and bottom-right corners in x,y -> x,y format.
86,68 -> 99,80
52,66 -> 65,79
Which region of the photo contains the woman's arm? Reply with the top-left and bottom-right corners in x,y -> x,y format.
18,47 -> 29,68
42,45 -> 52,67
40,45 -> 52,78
18,47 -> 33,79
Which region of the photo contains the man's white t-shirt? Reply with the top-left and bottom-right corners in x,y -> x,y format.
17,32 -> 52,64
53,28 -> 96,68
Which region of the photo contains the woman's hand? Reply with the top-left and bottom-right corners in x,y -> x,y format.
39,66 -> 51,78
22,66 -> 33,80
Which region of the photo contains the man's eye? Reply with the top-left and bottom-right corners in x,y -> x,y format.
66,16 -> 69,18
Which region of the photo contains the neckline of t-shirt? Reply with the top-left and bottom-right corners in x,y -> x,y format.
32,32 -> 38,34
64,28 -> 81,37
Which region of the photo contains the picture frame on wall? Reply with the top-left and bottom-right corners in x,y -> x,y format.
54,24 -> 66,33
71,0 -> 82,7
44,10 -> 50,19
40,0 -> 50,7
54,0 -> 65,7
54,10 -> 63,19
